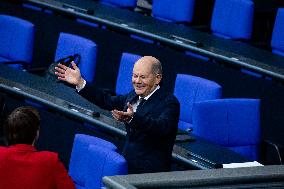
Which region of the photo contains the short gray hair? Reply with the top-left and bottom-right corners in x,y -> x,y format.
152,60 -> 162,75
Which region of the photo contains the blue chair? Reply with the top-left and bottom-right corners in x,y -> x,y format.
116,52 -> 141,95
100,0 -> 137,9
173,74 -> 222,132
271,8 -> 284,57
192,98 -> 261,160
0,14 -> 34,69
86,145 -> 127,189
152,0 -> 195,23
211,0 -> 254,40
69,134 -> 121,189
55,32 -> 97,83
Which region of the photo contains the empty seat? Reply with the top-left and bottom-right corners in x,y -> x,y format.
271,8 -> 284,56
0,14 -> 34,69
174,74 -> 222,132
152,0 -> 195,23
193,98 -> 261,160
55,32 -> 97,83
86,145 -> 127,189
69,134 -> 122,189
211,0 -> 254,40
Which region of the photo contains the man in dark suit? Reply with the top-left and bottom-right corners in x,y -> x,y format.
55,56 -> 180,173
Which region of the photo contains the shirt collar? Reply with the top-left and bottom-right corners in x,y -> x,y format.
139,85 -> 160,101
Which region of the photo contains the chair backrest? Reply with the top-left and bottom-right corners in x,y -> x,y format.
69,134 -> 118,189
211,0 -> 254,40
173,74 -> 222,132
271,8 -> 284,56
86,145 -> 128,189
100,0 -> 137,8
0,14 -> 34,69
152,0 -> 195,23
192,98 -> 261,160
116,52 -> 141,95
55,32 -> 97,83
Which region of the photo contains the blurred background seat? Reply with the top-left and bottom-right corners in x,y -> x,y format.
192,98 -> 261,161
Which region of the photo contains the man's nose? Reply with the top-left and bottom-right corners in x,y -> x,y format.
134,76 -> 141,83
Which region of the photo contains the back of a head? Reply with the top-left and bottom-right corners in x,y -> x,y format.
3,106 -> 40,145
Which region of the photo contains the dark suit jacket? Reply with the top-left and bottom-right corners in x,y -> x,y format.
0,144 -> 75,189
79,83 -> 180,173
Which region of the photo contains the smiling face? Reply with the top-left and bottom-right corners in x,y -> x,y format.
132,56 -> 162,97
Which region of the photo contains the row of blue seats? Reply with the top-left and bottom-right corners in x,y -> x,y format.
0,14 -> 261,162
101,0 -> 284,56
152,0 -> 254,41
71,99 -> 261,189
1,0 -> 284,71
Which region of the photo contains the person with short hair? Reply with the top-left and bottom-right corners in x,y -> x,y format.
55,56 -> 180,174
0,106 -> 75,189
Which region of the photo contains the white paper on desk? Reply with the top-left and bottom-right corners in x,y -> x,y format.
223,161 -> 263,168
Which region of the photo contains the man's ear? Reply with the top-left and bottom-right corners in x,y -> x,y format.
155,74 -> 162,84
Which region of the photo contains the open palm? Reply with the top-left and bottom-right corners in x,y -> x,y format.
55,62 -> 82,86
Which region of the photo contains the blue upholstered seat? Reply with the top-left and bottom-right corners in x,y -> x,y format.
86,145 -> 127,189
211,0 -> 254,40
55,32 -> 97,83
0,14 -> 34,70
271,8 -> 284,57
116,52 -> 141,95
69,134 -> 121,189
193,98 -> 261,160
174,74 -> 222,132
152,0 -> 195,23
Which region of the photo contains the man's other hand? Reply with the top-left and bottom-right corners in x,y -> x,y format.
111,102 -> 134,122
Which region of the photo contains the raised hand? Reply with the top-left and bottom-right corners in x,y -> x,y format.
54,61 -> 83,86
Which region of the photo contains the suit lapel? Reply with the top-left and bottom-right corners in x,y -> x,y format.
123,91 -> 138,111
136,88 -> 164,115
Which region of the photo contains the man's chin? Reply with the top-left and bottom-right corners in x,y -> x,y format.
135,89 -> 144,96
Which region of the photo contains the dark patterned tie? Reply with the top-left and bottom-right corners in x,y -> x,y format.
136,98 -> 146,111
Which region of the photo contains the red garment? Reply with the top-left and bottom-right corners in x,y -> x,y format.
0,144 -> 75,189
